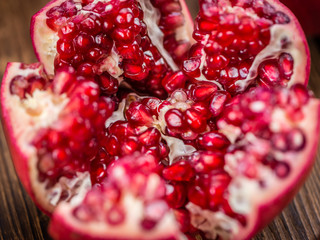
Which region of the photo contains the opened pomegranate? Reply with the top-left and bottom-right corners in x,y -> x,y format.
31,0 -> 194,97
183,0 -> 310,95
1,0 -> 319,240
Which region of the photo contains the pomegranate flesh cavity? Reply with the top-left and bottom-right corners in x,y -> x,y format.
1,0 -> 320,240
183,0 -> 310,95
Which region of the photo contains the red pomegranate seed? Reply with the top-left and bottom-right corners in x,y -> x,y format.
161,71 -> 188,94
183,58 -> 201,78
115,8 -> 134,28
165,109 -> 186,133
162,160 -> 195,182
141,97 -> 161,116
75,33 -> 94,52
190,83 -> 218,102
279,53 -> 294,80
121,137 -> 139,155
102,135 -> 120,156
258,61 -> 281,86
106,206 -> 126,225
139,128 -> 161,147
184,109 -> 207,133
165,183 -> 187,209
289,84 -> 310,108
58,21 -> 79,40
125,102 -> 153,126
197,132 -> 230,152
187,185 -> 207,209
9,75 -> 29,98
190,152 -> 225,173
209,91 -> 230,117
173,209 -> 193,233
287,128 -> 306,151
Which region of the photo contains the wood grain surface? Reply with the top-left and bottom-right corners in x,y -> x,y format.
0,0 -> 320,239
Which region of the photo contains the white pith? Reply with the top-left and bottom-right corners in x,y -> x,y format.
2,63 -> 92,212
139,0 -> 179,71
33,0 -> 193,79
194,3 -> 307,91
53,164 -> 185,240
188,99 -> 320,240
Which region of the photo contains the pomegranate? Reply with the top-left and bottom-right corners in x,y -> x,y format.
183,0 -> 310,95
31,0 -> 194,97
281,0 -> 320,35
1,0 -> 320,240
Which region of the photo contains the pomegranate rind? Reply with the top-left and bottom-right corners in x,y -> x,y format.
0,62 -> 93,215
240,100 -> 320,240
31,0 -> 65,76
0,62 -> 51,214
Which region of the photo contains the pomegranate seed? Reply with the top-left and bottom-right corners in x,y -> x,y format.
183,58 -> 201,78
259,61 -> 281,86
75,33 -> 94,52
290,84 -> 310,108
188,184 -> 207,209
162,160 -> 195,182
287,128 -> 306,151
115,8 -> 134,28
279,53 -> 294,80
139,128 -> 161,146
106,206 -> 126,225
210,91 -> 230,117
165,109 -> 186,133
125,102 -> 153,126
197,132 -> 230,151
184,109 -> 207,133
190,83 -> 218,102
161,71 -> 188,94
165,183 -> 187,209
173,209 -> 193,233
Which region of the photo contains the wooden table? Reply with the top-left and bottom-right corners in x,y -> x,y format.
0,0 -> 320,239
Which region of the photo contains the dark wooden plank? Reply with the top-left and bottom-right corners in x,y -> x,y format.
0,0 -> 319,240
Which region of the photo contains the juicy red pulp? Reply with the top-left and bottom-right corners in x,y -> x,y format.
46,0 -> 191,98
183,0 -> 295,95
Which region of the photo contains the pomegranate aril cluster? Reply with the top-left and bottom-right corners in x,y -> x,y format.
90,118 -> 170,184
34,75 -> 115,183
162,151 -> 247,229
220,84 -> 309,179
161,83 -> 231,146
46,0 -> 191,98
75,154 -> 170,230
184,0 -> 294,94
9,63 -> 48,99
